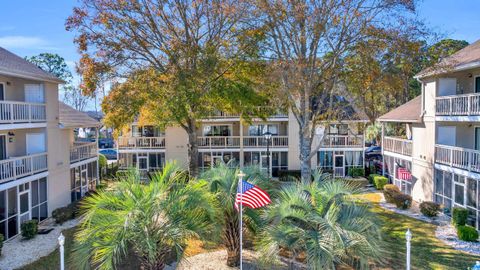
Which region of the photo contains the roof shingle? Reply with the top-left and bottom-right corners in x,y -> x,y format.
0,47 -> 64,83
59,102 -> 101,128
378,96 -> 422,123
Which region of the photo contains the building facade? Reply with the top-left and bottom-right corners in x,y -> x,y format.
0,48 -> 100,240
118,111 -> 367,179
379,40 -> 480,230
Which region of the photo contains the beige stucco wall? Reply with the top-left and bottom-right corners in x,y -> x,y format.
165,126 -> 189,168
410,121 -> 435,202
0,75 -> 45,102
2,127 -> 46,157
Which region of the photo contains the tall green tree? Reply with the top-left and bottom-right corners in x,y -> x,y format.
254,0 -> 418,182
73,162 -> 216,270
67,0 -> 271,176
25,53 -> 72,82
258,171 -> 383,269
425,39 -> 469,65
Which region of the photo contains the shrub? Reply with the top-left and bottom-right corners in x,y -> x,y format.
452,207 -> 468,227
456,225 -> 479,242
21,220 -> 38,239
52,205 -> 75,224
420,201 -> 441,217
348,167 -> 365,178
392,193 -> 412,209
368,174 -> 380,184
372,175 -> 388,190
383,184 -> 400,203
278,170 -> 301,182
0,233 -> 3,256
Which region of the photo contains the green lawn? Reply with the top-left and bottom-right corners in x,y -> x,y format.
362,193 -> 480,270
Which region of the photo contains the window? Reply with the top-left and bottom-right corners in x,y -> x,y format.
328,124 -> 348,135
31,178 -> 48,222
317,151 -> 333,173
248,124 -> 279,136
71,162 -> 97,202
203,125 -> 231,136
272,152 -> 288,177
476,76 -> 480,93
435,170 -> 443,195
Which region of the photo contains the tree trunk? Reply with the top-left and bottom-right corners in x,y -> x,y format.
299,126 -> 312,183
224,214 -> 240,267
186,119 -> 199,177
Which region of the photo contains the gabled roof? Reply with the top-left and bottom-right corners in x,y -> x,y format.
59,102 -> 101,128
0,47 -> 64,83
377,96 -> 422,123
416,39 -> 480,79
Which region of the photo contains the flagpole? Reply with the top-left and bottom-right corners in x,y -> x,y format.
238,171 -> 244,270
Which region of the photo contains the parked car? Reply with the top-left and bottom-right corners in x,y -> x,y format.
99,149 -> 117,160
99,138 -> 114,148
365,145 -> 381,155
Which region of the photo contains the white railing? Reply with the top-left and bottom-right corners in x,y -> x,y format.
0,152 -> 48,183
243,136 -> 289,147
0,101 -> 46,123
70,142 -> 97,163
197,136 -> 241,148
436,93 -> 480,116
383,136 -> 413,156
435,144 -> 480,173
207,107 -> 288,119
117,137 -> 166,149
321,135 -> 363,148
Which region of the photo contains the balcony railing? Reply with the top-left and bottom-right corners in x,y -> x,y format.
197,136 -> 241,148
0,101 -> 46,123
243,136 -> 288,147
436,93 -> 480,116
206,108 -> 288,119
435,144 -> 480,173
70,142 -> 97,163
321,135 -> 363,148
383,136 -> 413,156
117,137 -> 166,149
0,153 -> 48,184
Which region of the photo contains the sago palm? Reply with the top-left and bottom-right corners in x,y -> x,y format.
201,162 -> 277,267
258,171 -> 383,269
72,162 -> 216,270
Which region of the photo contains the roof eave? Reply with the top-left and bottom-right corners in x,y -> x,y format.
0,68 -> 65,84
415,61 -> 480,80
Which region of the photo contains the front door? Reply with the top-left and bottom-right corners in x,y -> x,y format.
18,188 -> 30,230
334,154 -> 344,177
138,155 -> 148,178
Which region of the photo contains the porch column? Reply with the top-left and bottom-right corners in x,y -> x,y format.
381,122 -> 385,176
239,121 -> 244,168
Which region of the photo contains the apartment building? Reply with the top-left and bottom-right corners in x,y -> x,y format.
0,48 -> 100,240
379,40 -> 480,230
117,99 -> 368,179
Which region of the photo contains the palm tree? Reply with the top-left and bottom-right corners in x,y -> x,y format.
201,162 -> 277,267
258,171 -> 383,269
72,162 -> 216,270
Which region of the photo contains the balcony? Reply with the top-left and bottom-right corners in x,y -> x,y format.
206,108 -> 288,119
320,135 -> 363,148
70,142 -> 98,164
0,101 -> 46,123
435,144 -> 480,173
243,136 -> 288,147
0,153 -> 48,184
197,136 -> 241,148
383,136 -> 413,156
117,137 -> 166,149
436,93 -> 480,116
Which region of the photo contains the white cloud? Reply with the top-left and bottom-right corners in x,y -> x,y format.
0,36 -> 47,49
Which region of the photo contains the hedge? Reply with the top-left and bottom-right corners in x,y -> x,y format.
278,170 -> 301,182
457,225 -> 479,242
21,220 -> 38,239
383,184 -> 400,203
392,193 -> 412,209
420,201 -> 441,217
348,167 -> 365,178
368,174 -> 381,184
452,207 -> 468,227
372,175 -> 388,190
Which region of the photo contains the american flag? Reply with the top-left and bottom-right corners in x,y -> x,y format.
235,180 -> 271,210
397,167 -> 412,181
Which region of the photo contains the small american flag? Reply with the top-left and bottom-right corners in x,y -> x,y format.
397,167 -> 412,181
235,180 -> 271,210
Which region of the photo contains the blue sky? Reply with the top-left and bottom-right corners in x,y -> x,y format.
0,0 -> 478,109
